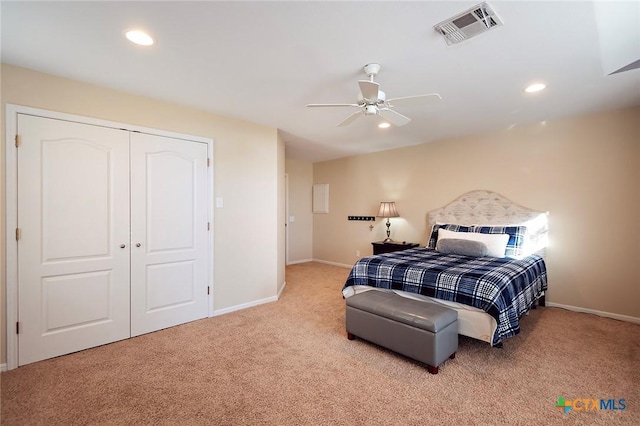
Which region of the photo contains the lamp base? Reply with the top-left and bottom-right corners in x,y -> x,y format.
384,218 -> 393,242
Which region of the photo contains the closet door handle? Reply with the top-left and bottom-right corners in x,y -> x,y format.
136,243 -> 142,247
120,244 -> 126,249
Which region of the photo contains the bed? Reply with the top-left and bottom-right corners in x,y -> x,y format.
342,190 -> 549,347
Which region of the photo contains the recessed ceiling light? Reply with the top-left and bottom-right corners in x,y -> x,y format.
524,83 -> 546,93
126,30 -> 154,46
378,122 -> 391,129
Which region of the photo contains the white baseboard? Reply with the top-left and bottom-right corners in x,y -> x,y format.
213,295 -> 278,317
286,258 -> 313,265
546,302 -> 640,325
1,363 -> 7,372
277,281 -> 286,299
312,259 -> 354,269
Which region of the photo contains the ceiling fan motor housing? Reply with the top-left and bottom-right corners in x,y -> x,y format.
359,90 -> 386,104
365,105 -> 377,115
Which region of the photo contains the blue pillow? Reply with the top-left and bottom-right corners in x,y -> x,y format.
473,225 -> 527,258
428,223 -> 473,248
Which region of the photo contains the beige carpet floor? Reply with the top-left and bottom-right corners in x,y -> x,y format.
1,262 -> 639,425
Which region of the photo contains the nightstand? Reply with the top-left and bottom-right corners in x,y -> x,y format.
372,241 -> 420,255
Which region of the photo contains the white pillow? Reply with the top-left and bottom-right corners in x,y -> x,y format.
437,228 -> 509,258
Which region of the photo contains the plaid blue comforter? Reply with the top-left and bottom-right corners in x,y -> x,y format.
343,248 -> 547,346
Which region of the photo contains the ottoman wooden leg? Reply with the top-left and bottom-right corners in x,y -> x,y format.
450,352 -> 456,359
427,365 -> 439,374
347,332 -> 356,340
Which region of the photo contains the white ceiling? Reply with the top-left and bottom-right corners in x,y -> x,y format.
2,1 -> 639,162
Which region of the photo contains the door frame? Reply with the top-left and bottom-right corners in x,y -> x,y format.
285,173 -> 289,265
4,104 -> 215,370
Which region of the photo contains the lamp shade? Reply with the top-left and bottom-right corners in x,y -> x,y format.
376,201 -> 400,218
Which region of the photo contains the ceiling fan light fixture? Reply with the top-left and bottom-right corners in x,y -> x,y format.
378,122 -> 391,129
365,105 -> 377,115
525,83 -> 546,93
126,30 -> 154,46
305,63 -> 441,127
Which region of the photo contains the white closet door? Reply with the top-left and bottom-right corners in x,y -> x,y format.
17,115 -> 131,366
130,133 -> 209,336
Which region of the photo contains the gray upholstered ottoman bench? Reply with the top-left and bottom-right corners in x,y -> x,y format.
346,290 -> 458,374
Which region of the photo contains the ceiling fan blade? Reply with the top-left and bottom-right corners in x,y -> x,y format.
386,93 -> 442,107
358,80 -> 379,101
378,108 -> 411,127
337,110 -> 364,127
306,103 -> 360,108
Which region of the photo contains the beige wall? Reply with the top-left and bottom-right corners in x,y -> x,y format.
314,107 -> 640,319
1,64 -> 284,364
284,157 -> 313,263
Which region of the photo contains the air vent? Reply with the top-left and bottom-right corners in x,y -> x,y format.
434,2 -> 503,45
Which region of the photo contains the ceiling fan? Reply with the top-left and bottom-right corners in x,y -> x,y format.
306,63 -> 442,127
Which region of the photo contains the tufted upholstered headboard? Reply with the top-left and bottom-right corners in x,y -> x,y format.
427,190 -> 548,257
